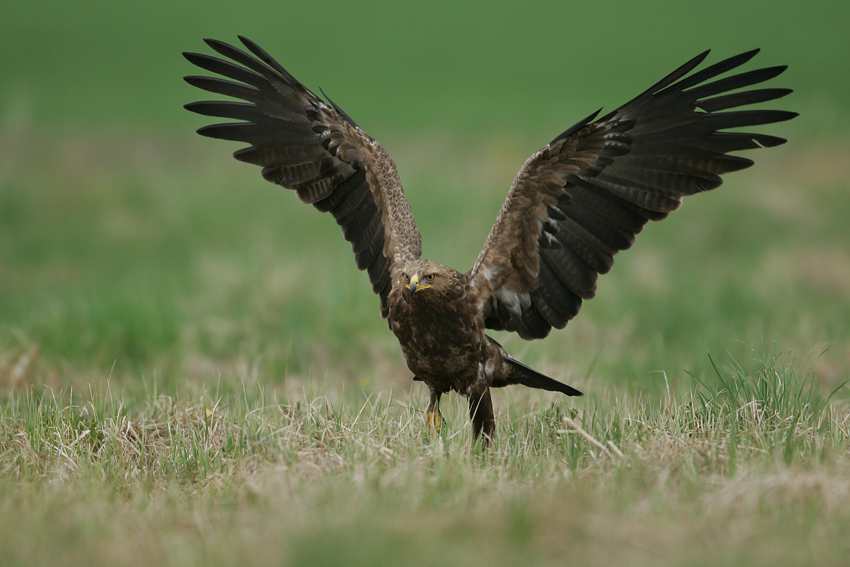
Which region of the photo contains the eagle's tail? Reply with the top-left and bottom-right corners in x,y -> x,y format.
504,358 -> 583,397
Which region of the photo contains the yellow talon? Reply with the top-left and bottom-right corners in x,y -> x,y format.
426,411 -> 442,432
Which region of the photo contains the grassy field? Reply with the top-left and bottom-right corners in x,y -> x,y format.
1,344 -> 848,567
2,0 -> 850,565
2,128 -> 849,567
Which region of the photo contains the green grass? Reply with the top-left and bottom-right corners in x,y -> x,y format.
1,346 -> 848,567
1,127 -> 849,566
2,130 -> 848,394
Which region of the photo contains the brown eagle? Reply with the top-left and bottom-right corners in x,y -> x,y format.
183,37 -> 795,443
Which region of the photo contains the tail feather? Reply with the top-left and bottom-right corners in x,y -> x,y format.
504,358 -> 583,397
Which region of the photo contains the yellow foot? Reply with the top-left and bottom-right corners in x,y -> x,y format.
426,411 -> 443,432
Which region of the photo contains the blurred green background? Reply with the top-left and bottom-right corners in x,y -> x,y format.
3,0 -> 848,133
1,0 -> 848,398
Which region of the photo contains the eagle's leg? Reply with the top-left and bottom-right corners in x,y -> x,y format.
468,387 -> 495,444
426,389 -> 445,432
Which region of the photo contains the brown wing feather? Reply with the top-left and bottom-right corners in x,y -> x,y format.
183,37 -> 422,317
470,49 -> 796,340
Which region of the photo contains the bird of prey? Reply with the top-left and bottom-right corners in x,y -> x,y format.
183,37 -> 795,444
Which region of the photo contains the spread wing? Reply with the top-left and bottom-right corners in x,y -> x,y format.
183,37 -> 422,317
469,49 -> 796,340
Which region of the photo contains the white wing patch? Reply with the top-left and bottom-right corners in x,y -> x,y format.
494,288 -> 530,318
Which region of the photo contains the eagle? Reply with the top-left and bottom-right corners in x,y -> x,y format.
183,37 -> 795,444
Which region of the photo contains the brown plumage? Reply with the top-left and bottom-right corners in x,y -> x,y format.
184,37 -> 796,444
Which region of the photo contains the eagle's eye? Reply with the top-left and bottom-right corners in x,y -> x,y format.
424,274 -> 436,282
403,274 -> 410,282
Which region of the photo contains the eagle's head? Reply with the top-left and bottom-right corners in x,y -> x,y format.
401,259 -> 465,302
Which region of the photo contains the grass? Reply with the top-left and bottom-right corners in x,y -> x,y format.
1,345 -> 848,566
0,127 -> 848,565
2,130 -> 848,393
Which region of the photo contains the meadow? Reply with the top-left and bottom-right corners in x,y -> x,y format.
2,1 -> 850,565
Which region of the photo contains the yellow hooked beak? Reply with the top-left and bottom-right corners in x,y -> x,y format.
406,275 -> 431,295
